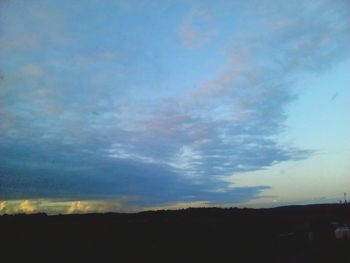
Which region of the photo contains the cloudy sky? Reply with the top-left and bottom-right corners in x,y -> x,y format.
0,0 -> 349,214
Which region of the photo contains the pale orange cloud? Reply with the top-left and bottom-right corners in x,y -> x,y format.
0,201 -> 6,212
19,200 -> 38,214
66,200 -> 123,214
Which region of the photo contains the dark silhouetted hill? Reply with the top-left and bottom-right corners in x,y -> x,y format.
1,203 -> 349,262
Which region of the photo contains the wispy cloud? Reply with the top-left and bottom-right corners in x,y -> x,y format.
179,9 -> 215,49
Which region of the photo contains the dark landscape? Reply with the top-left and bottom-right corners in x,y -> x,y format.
1,203 -> 349,262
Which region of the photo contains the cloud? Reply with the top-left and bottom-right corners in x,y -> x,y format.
66,200 -> 123,214
0,0 -> 349,211
143,201 -> 211,211
0,201 -> 6,212
0,199 -> 126,215
179,9 -> 216,49
22,64 -> 44,77
19,200 -> 38,214
0,198 -> 210,214
0,200 -> 41,214
0,136 -> 272,206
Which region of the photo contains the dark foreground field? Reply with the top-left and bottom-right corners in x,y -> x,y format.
1,204 -> 350,262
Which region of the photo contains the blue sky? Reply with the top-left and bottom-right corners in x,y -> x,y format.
0,0 -> 349,214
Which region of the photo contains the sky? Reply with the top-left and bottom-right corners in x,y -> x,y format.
0,0 -> 349,214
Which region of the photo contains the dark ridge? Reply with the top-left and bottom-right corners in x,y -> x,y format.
1,203 -> 349,262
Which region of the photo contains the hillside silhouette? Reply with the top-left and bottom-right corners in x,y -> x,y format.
1,204 -> 349,262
